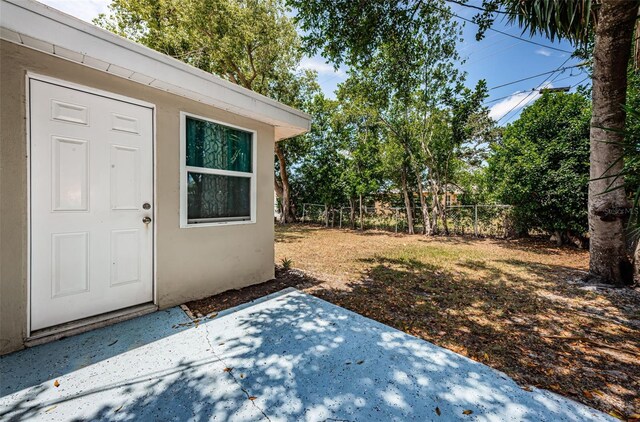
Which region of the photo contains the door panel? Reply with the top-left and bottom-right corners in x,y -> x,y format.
30,79 -> 154,331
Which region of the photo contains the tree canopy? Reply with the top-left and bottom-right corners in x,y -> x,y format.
485,92 -> 591,243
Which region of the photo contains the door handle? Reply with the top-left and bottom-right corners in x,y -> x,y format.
142,216 -> 152,224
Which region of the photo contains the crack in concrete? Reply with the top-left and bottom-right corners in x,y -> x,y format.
200,326 -> 272,422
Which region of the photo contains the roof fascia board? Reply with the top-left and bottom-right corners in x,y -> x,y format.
0,0 -> 310,138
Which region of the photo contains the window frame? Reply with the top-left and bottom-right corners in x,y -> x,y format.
179,111 -> 257,228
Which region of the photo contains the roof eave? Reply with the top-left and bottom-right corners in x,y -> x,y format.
0,0 -> 311,140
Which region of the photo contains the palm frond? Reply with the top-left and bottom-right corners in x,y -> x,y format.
504,0 -> 596,45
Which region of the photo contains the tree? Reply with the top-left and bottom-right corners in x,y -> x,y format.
482,0 -> 638,285
293,95 -> 349,224
486,92 -> 591,245
337,88 -> 384,230
95,0 -> 313,223
291,0 -> 639,284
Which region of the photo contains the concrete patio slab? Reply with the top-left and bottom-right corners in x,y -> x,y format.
1,289 -> 614,421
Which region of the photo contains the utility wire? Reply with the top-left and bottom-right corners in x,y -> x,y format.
488,63 -> 584,91
499,68 -> 567,124
497,56 -> 571,123
483,69 -> 586,105
439,6 -> 574,54
484,89 -> 536,105
445,0 -> 512,15
574,75 -> 591,87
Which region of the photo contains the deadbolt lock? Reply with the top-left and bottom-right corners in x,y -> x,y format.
143,203 -> 151,210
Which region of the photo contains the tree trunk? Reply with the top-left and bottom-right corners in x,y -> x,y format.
588,0 -> 637,286
275,143 -> 295,224
431,191 -> 439,235
359,194 -> 364,231
349,197 -> 356,229
440,193 -> 450,236
324,204 -> 329,227
401,166 -> 414,235
416,176 -> 432,235
634,240 -> 640,283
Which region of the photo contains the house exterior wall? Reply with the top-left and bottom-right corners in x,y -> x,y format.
0,40 -> 276,355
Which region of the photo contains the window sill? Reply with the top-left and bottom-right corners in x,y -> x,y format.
180,219 -> 256,229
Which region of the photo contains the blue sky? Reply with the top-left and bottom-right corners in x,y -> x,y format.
40,0 -> 590,125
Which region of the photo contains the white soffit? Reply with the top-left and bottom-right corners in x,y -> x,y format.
0,0 -> 311,140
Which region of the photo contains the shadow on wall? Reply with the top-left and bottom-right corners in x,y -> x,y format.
1,289 -> 616,421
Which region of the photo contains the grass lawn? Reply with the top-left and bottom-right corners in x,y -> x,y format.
188,224 -> 639,420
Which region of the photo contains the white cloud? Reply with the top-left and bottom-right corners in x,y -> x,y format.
535,48 -> 552,57
489,81 -> 554,121
39,0 -> 110,23
299,57 -> 345,76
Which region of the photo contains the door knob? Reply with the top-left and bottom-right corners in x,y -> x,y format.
142,216 -> 152,224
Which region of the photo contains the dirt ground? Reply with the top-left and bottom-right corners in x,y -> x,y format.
187,224 -> 640,420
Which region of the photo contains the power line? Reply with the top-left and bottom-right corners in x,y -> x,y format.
484,89 -> 536,105
439,6 -> 574,54
574,75 -> 591,87
488,63 -> 583,91
483,69 -> 586,105
463,41 -> 520,66
445,0 -> 512,15
497,57 -> 571,123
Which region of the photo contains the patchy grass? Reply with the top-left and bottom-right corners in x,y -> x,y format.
190,224 -> 640,420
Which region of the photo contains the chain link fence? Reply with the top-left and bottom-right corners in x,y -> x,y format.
300,203 -> 513,238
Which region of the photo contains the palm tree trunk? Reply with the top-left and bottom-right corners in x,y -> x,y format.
588,0 -> 637,286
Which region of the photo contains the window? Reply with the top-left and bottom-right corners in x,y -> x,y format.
180,113 -> 256,227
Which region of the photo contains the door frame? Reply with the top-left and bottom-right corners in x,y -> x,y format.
25,72 -> 157,337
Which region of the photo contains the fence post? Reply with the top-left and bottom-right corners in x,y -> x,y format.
339,207 -> 343,229
395,210 -> 398,233
474,204 -> 478,237
302,203 -> 306,223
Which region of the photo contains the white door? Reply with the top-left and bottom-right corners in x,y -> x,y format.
30,78 -> 154,331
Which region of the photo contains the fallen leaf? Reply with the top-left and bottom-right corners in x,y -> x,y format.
356,360 -> 364,365
45,405 -> 57,413
240,374 -> 245,379
521,386 -> 532,392
108,340 -> 118,347
248,396 -> 257,401
608,410 -> 623,420
583,390 -> 593,399
114,405 -> 123,413
435,406 -> 441,416
223,367 -> 233,373
463,410 -> 473,415
53,380 -> 60,388
592,390 -> 604,397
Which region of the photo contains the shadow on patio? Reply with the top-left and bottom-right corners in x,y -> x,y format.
1,290 -> 614,421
